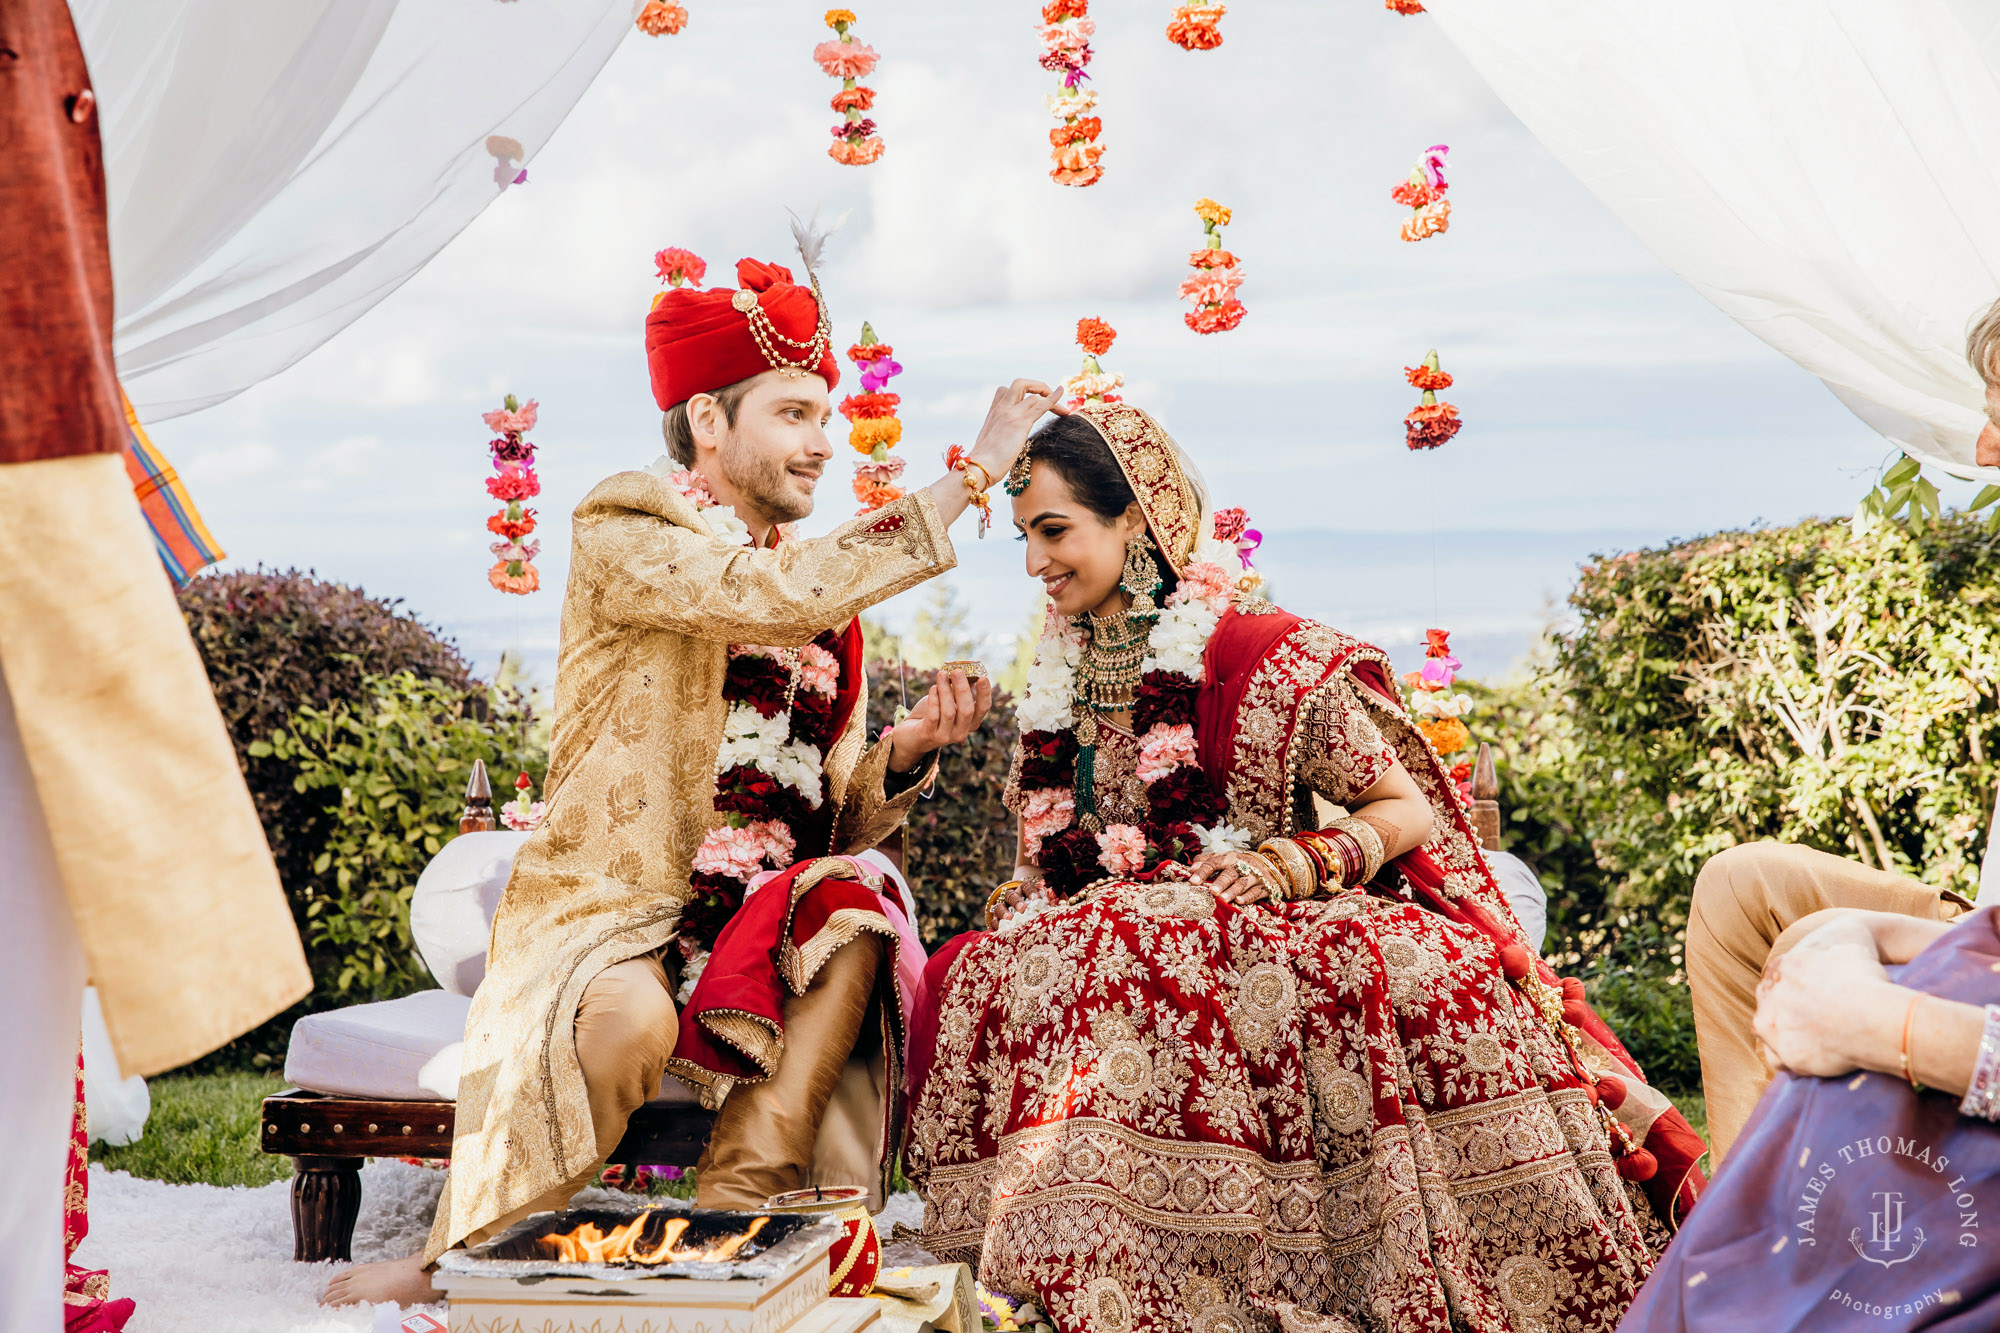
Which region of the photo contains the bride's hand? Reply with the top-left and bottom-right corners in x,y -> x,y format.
1188,850 -> 1271,906
989,879 -> 1054,930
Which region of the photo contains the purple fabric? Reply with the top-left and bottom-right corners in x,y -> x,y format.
1622,908 -> 2000,1331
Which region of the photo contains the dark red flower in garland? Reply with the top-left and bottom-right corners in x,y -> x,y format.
1040,827 -> 1106,894
679,875 -> 744,950
1145,767 -> 1227,826
1146,821 -> 1202,865
1017,729 -> 1080,788
713,765 -> 811,830
724,653 -> 794,718
1131,673 -> 1197,734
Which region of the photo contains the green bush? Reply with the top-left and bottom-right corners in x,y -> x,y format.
865,662 -> 1019,947
1468,512 -> 2000,1093
176,571 -> 536,1068
254,672 -> 543,1003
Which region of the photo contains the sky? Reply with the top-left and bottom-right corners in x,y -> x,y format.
143,0 -> 1980,688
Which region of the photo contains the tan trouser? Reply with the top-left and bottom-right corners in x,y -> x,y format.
464,936 -> 881,1244
696,937 -> 881,1209
1686,841 -> 1965,1167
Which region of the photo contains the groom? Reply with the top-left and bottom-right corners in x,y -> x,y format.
326,253 -> 1062,1306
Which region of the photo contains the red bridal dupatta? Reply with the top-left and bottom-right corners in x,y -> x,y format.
905,605 -> 1700,1332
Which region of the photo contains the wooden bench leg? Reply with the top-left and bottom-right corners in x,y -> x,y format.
291,1154 -> 364,1263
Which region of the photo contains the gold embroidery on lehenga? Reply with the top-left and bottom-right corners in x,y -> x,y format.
1230,961 -> 1294,1058
1081,1276 -> 1135,1333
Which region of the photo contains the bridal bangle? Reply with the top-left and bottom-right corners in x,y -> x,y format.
1961,1004 -> 2000,1121
1236,851 -> 1285,901
955,455 -> 994,538
1258,838 -> 1317,901
1329,817 -> 1387,885
984,879 -> 1025,931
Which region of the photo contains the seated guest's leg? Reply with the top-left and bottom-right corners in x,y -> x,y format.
322,953 -> 675,1305
696,937 -> 880,1210
1687,841 -> 1961,1166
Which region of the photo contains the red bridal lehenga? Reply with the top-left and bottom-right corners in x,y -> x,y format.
903,404 -> 1705,1333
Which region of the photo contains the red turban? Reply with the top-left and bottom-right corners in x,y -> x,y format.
644,257 -> 839,411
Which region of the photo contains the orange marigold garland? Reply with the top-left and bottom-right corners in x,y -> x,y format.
1385,0 -> 1426,12
1181,198 -> 1246,334
1393,144 -> 1451,242
484,394 -> 542,595
1166,2 -> 1225,49
1064,317 -> 1124,411
1042,1 -> 1103,187
818,10 -> 884,166
1404,349 -> 1462,450
635,1 -> 689,35
841,323 -> 905,513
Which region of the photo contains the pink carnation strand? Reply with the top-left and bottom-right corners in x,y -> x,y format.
483,394 -> 542,595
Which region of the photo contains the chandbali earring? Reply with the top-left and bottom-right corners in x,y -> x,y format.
1003,452 -> 1034,497
1120,531 -> 1163,619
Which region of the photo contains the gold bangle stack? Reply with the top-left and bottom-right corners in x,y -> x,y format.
1234,851 -> 1286,901
960,459 -> 994,494
1257,838 -> 1319,901
1329,817 -> 1386,885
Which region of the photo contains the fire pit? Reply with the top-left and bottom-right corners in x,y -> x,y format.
435,1205 -> 878,1333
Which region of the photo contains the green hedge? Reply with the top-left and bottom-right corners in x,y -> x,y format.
1472,512 -> 2000,1093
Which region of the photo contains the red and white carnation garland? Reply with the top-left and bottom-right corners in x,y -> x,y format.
1014,514 -> 1260,897
635,1 -> 689,35
1393,144 -> 1451,242
643,463 -> 845,970
1403,349 -> 1462,450
484,394 -> 542,595
1041,1 -> 1103,187
818,10 -> 884,166
502,770 -> 546,831
842,323 -> 905,513
1182,198 -> 1246,334
1065,317 -> 1124,411
1166,2 -> 1225,50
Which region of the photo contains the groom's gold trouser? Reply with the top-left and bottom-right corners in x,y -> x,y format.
462,937 -> 879,1245
1685,841 -> 1967,1169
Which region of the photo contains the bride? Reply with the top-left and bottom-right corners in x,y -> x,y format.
903,404 -> 1706,1333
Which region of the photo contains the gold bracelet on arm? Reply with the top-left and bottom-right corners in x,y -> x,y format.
1330,817 -> 1386,885
1257,839 -> 1317,901
984,879 -> 1025,931
1235,851 -> 1286,902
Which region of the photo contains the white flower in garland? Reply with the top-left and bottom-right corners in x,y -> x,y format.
703,505 -> 753,547
1194,822 -> 1255,854
1016,610 -> 1084,734
716,704 -> 825,807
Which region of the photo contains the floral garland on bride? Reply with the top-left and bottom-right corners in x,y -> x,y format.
647,459 -> 843,988
1014,517 -> 1259,897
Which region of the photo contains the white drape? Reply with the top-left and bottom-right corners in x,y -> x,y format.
69,0 -> 637,422
1426,0 -> 2000,482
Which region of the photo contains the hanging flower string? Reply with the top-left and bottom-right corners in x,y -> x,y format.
818,10 -> 884,166
1404,349 -> 1462,450
502,771 -> 547,831
1041,1 -> 1103,187
1405,628 -> 1474,765
484,395 -> 542,595
635,1 -> 689,34
1182,198 -> 1246,334
843,323 -> 906,514
1166,1 -> 1225,49
1385,0 -> 1426,12
1393,144 -> 1451,241
1064,318 -> 1124,411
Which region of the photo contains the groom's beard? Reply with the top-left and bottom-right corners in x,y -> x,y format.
719,436 -> 820,526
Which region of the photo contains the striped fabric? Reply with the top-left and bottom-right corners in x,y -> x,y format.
118,390 -> 224,586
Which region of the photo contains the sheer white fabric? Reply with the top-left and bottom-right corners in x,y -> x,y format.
1427,0 -> 2000,481
69,0 -> 637,421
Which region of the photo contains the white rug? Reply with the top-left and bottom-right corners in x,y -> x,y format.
74,1163 -> 932,1333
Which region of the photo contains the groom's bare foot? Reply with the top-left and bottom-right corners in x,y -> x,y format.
319,1253 -> 441,1307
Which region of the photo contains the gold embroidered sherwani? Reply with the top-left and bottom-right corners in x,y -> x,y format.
425,473 -> 954,1261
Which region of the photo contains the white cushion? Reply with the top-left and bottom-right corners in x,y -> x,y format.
285,990 -> 700,1106
1483,848 -> 1548,954
410,831 -> 528,995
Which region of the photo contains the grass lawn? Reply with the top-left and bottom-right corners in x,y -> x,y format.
91,1071 -> 293,1188
95,1075 -> 1713,1194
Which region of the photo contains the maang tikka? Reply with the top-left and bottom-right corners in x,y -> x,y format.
1120,531 -> 1162,619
